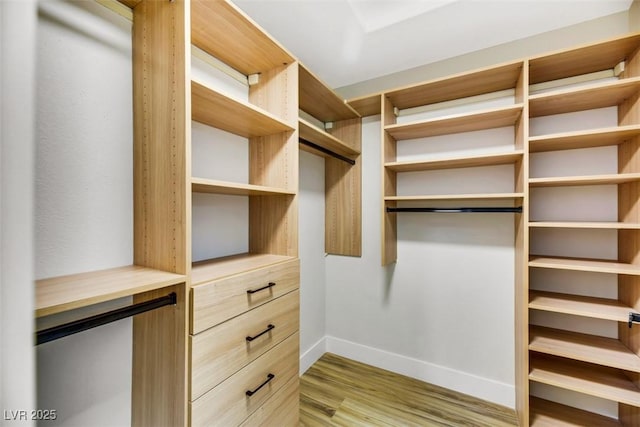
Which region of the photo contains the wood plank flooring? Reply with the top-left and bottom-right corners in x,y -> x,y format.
300,353 -> 518,427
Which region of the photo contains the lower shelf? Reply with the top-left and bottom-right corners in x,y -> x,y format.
530,397 -> 621,427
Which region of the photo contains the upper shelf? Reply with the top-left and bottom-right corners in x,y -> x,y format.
529,173 -> 640,187
36,265 -> 186,317
192,79 -> 294,138
385,104 -> 523,140
529,33 -> 640,85
385,61 -> 524,110
191,0 -> 294,76
299,118 -> 360,159
529,77 -> 640,117
385,150 -> 523,173
191,178 -> 295,197
299,64 -> 360,122
529,125 -> 640,153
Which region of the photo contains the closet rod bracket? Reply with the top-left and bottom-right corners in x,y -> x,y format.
629,312 -> 640,328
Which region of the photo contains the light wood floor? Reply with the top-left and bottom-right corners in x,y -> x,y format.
300,353 -> 519,426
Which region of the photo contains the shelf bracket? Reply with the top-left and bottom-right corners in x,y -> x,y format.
629,312 -> 640,328
248,73 -> 260,86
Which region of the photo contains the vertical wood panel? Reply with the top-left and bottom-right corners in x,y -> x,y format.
326,118 -> 362,256
382,95 -> 397,265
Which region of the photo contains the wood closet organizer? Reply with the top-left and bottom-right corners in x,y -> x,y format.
34,0 -> 361,426
349,33 -> 640,426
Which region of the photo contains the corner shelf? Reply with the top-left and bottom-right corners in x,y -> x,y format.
529,256 -> 640,276
529,173 -> 640,187
529,125 -> 640,153
191,177 -> 295,196
36,266 -> 186,317
529,290 -> 633,322
385,150 -> 523,172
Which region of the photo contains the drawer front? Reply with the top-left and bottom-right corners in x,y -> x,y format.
240,375 -> 299,427
191,259 -> 299,334
190,290 -> 299,400
190,332 -> 299,427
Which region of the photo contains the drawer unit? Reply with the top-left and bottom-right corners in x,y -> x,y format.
190,290 -> 299,400
190,332 -> 299,427
191,259 -> 299,334
240,375 -> 299,427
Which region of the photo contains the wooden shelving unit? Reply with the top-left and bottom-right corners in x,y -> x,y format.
385,193 -> 524,202
530,256 -> 640,275
191,178 -> 295,196
530,397 -> 622,426
529,221 -> 640,229
385,150 -> 523,172
298,63 -> 362,257
529,173 -> 640,187
529,125 -> 640,153
529,290 -> 633,322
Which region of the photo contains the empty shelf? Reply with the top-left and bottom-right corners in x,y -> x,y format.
385,151 -> 523,172
192,79 -> 293,138
530,396 -> 621,426
529,256 -> 640,276
529,221 -> 640,229
530,355 -> 640,407
191,178 -> 295,196
529,325 -> 640,373
385,193 -> 524,202
529,125 -> 640,153
529,173 -> 640,187
298,118 -> 360,158
529,290 -> 632,322
299,64 -> 360,122
384,104 -> 523,140
191,253 -> 296,286
347,93 -> 382,117
36,266 -> 186,317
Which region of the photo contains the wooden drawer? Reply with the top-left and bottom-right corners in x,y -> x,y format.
190,332 -> 299,427
190,290 -> 299,400
240,375 -> 299,427
191,259 -> 299,334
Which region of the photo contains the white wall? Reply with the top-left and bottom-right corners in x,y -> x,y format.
1,1 -> 36,425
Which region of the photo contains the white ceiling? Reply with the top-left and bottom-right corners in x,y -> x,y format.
234,0 -> 633,89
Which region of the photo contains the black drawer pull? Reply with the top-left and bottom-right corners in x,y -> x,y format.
247,282 -> 276,295
246,324 -> 275,342
245,373 -> 275,397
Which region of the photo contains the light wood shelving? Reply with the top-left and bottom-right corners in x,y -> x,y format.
529,221 -> 640,229
529,125 -> 640,153
191,253 -> 295,286
191,178 -> 295,196
529,397 -> 622,427
529,173 -> 640,187
385,150 -> 523,172
385,193 -> 524,202
529,290 -> 633,322
298,118 -> 359,159
529,256 -> 640,276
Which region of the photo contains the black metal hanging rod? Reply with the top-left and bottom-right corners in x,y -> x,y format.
386,206 -> 523,213
36,292 -> 177,345
299,137 -> 356,166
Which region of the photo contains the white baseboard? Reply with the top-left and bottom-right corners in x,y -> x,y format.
299,336 -> 327,375
323,335 -> 515,409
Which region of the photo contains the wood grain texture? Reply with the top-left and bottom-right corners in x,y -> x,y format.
382,95 -> 397,265
530,290 -> 633,322
529,77 -> 640,117
298,118 -> 360,158
191,258 -> 299,334
299,63 -> 360,122
191,177 -> 295,196
384,104 -> 523,140
240,375 -> 299,427
530,221 -> 640,229
190,332 -> 299,427
133,0 -> 189,276
386,193 -> 524,202
191,0 -> 293,75
385,150 -> 523,172
530,255 -> 640,275
35,265 -> 186,317
386,60 -> 523,110
347,93 -> 382,117
191,253 -> 295,285
528,33 -> 640,84
530,397 -> 622,426
529,125 -> 640,153
132,283 -> 188,427
529,172 -> 640,187
190,290 -> 299,400
300,353 -> 518,427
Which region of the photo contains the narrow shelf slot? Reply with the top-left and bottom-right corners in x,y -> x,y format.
529,325 -> 640,373
191,177 -> 295,197
299,64 -> 360,122
529,125 -> 640,153
191,79 -> 293,138
36,266 -> 186,318
384,104 -> 523,140
191,0 -> 294,76
530,355 -> 640,407
298,118 -> 359,158
529,290 -> 632,322
529,397 -> 621,427
529,256 -> 640,275
385,150 -> 523,172
529,221 -> 640,229
385,193 -> 524,202
529,77 -> 640,117
191,253 -> 296,286
529,173 -> 640,187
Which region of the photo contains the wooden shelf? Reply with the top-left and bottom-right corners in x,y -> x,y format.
529,77 -> 640,117
385,193 -> 524,202
299,64 -> 360,122
347,93 -> 381,117
191,0 -> 294,75
384,104 -> 523,140
298,118 -> 360,159
529,221 -> 640,229
529,256 -> 640,275
529,125 -> 640,153
530,397 -> 621,427
385,150 -> 523,173
191,253 -> 296,286
529,290 -> 632,322
529,33 -> 640,85
192,79 -> 293,138
529,173 -> 640,187
529,325 -> 640,372
530,355 -> 640,407
385,61 -> 524,110
36,266 -> 186,317
191,178 -> 295,196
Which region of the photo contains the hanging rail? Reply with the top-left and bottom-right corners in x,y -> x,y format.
386,206 -> 523,213
299,137 -> 356,166
36,292 -> 177,345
